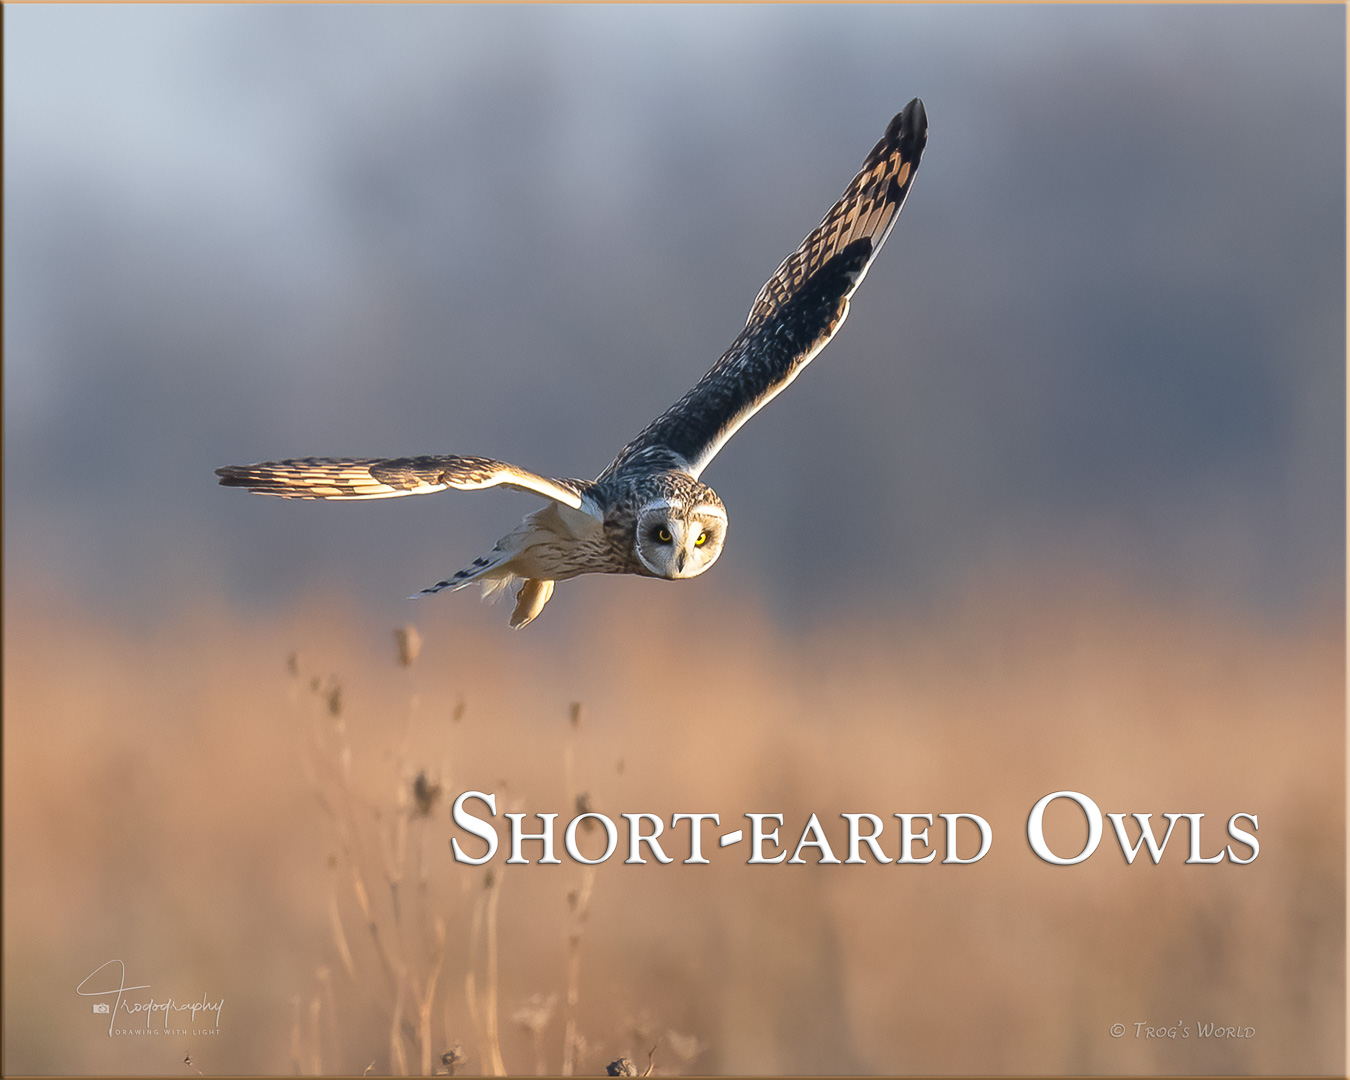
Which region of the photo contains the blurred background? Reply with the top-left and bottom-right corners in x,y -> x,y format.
4,5 -> 1344,1076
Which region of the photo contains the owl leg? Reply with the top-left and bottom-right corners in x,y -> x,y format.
509,578 -> 555,629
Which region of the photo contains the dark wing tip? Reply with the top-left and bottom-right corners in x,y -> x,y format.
216,465 -> 250,487
884,97 -> 928,161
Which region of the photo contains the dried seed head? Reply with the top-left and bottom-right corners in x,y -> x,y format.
441,1044 -> 466,1075
568,701 -> 583,728
394,624 -> 423,667
286,651 -> 300,677
452,698 -> 466,722
412,772 -> 443,817
606,1059 -> 638,1077
322,679 -> 343,717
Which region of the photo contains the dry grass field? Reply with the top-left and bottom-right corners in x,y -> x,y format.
3,566 -> 1343,1075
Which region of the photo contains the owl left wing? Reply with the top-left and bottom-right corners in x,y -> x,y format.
217,455 -> 600,516
601,98 -> 927,482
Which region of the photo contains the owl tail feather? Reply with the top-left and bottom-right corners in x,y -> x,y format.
414,547 -> 513,599
412,555 -> 554,629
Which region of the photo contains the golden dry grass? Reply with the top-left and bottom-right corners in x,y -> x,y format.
3,567 -> 1343,1075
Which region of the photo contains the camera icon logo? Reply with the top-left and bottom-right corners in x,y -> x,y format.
91,1003 -> 110,1014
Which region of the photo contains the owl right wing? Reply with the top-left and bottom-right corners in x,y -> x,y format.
216,455 -> 601,517
600,98 -> 926,483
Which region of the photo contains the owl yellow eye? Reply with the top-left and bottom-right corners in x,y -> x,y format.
695,531 -> 708,547
657,527 -> 672,543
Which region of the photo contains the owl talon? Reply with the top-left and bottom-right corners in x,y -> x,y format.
509,578 -> 555,629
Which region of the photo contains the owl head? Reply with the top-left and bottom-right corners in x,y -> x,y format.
633,479 -> 727,580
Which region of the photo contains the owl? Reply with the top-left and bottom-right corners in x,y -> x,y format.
218,100 -> 927,627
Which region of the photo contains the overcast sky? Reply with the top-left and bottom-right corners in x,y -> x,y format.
5,5 -> 1344,629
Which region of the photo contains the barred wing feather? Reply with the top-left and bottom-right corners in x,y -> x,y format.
601,98 -> 927,482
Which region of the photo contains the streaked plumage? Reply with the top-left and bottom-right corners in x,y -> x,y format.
218,100 -> 927,627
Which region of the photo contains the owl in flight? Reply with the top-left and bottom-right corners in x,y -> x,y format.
218,99 -> 927,627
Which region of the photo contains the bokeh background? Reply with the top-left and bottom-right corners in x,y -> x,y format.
4,5 -> 1345,1076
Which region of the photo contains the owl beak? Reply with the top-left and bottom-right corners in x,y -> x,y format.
675,551 -> 687,575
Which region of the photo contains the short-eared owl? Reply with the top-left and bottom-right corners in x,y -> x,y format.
218,100 -> 927,627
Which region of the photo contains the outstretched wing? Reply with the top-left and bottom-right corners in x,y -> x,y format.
601,98 -> 927,482
216,455 -> 599,516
